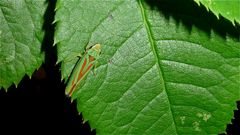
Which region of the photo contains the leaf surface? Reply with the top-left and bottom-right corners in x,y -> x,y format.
194,0 -> 240,24
55,0 -> 240,134
0,0 -> 46,89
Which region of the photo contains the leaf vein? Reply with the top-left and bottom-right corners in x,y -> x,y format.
137,0 -> 178,133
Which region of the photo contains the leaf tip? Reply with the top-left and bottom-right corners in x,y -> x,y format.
61,76 -> 65,82
90,128 -> 95,132
194,0 -> 200,6
14,83 -> 18,88
2,87 -> 8,92
82,119 -> 87,124
56,60 -> 61,65
1,84 -> 9,92
52,19 -> 58,25
55,0 -> 61,12
53,40 -> 58,46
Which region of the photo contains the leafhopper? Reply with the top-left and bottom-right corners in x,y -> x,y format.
65,44 -> 101,97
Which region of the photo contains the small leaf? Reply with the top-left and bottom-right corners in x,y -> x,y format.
0,0 -> 47,89
56,0 -> 240,134
194,0 -> 240,24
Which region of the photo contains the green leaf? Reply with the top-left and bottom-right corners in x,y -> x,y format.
55,0 -> 240,134
194,0 -> 240,24
0,0 -> 46,89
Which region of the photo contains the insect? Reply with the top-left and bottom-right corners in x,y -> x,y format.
65,44 -> 101,97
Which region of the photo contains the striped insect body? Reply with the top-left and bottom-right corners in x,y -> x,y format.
65,44 -> 101,97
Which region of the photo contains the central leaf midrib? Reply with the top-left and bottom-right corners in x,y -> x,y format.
137,0 -> 178,133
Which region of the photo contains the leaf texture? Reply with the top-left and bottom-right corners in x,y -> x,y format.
0,0 -> 46,89
194,0 -> 240,24
55,0 -> 240,134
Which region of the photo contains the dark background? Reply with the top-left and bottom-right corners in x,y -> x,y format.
0,0 -> 95,134
0,0 -> 239,134
0,65 -> 95,134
